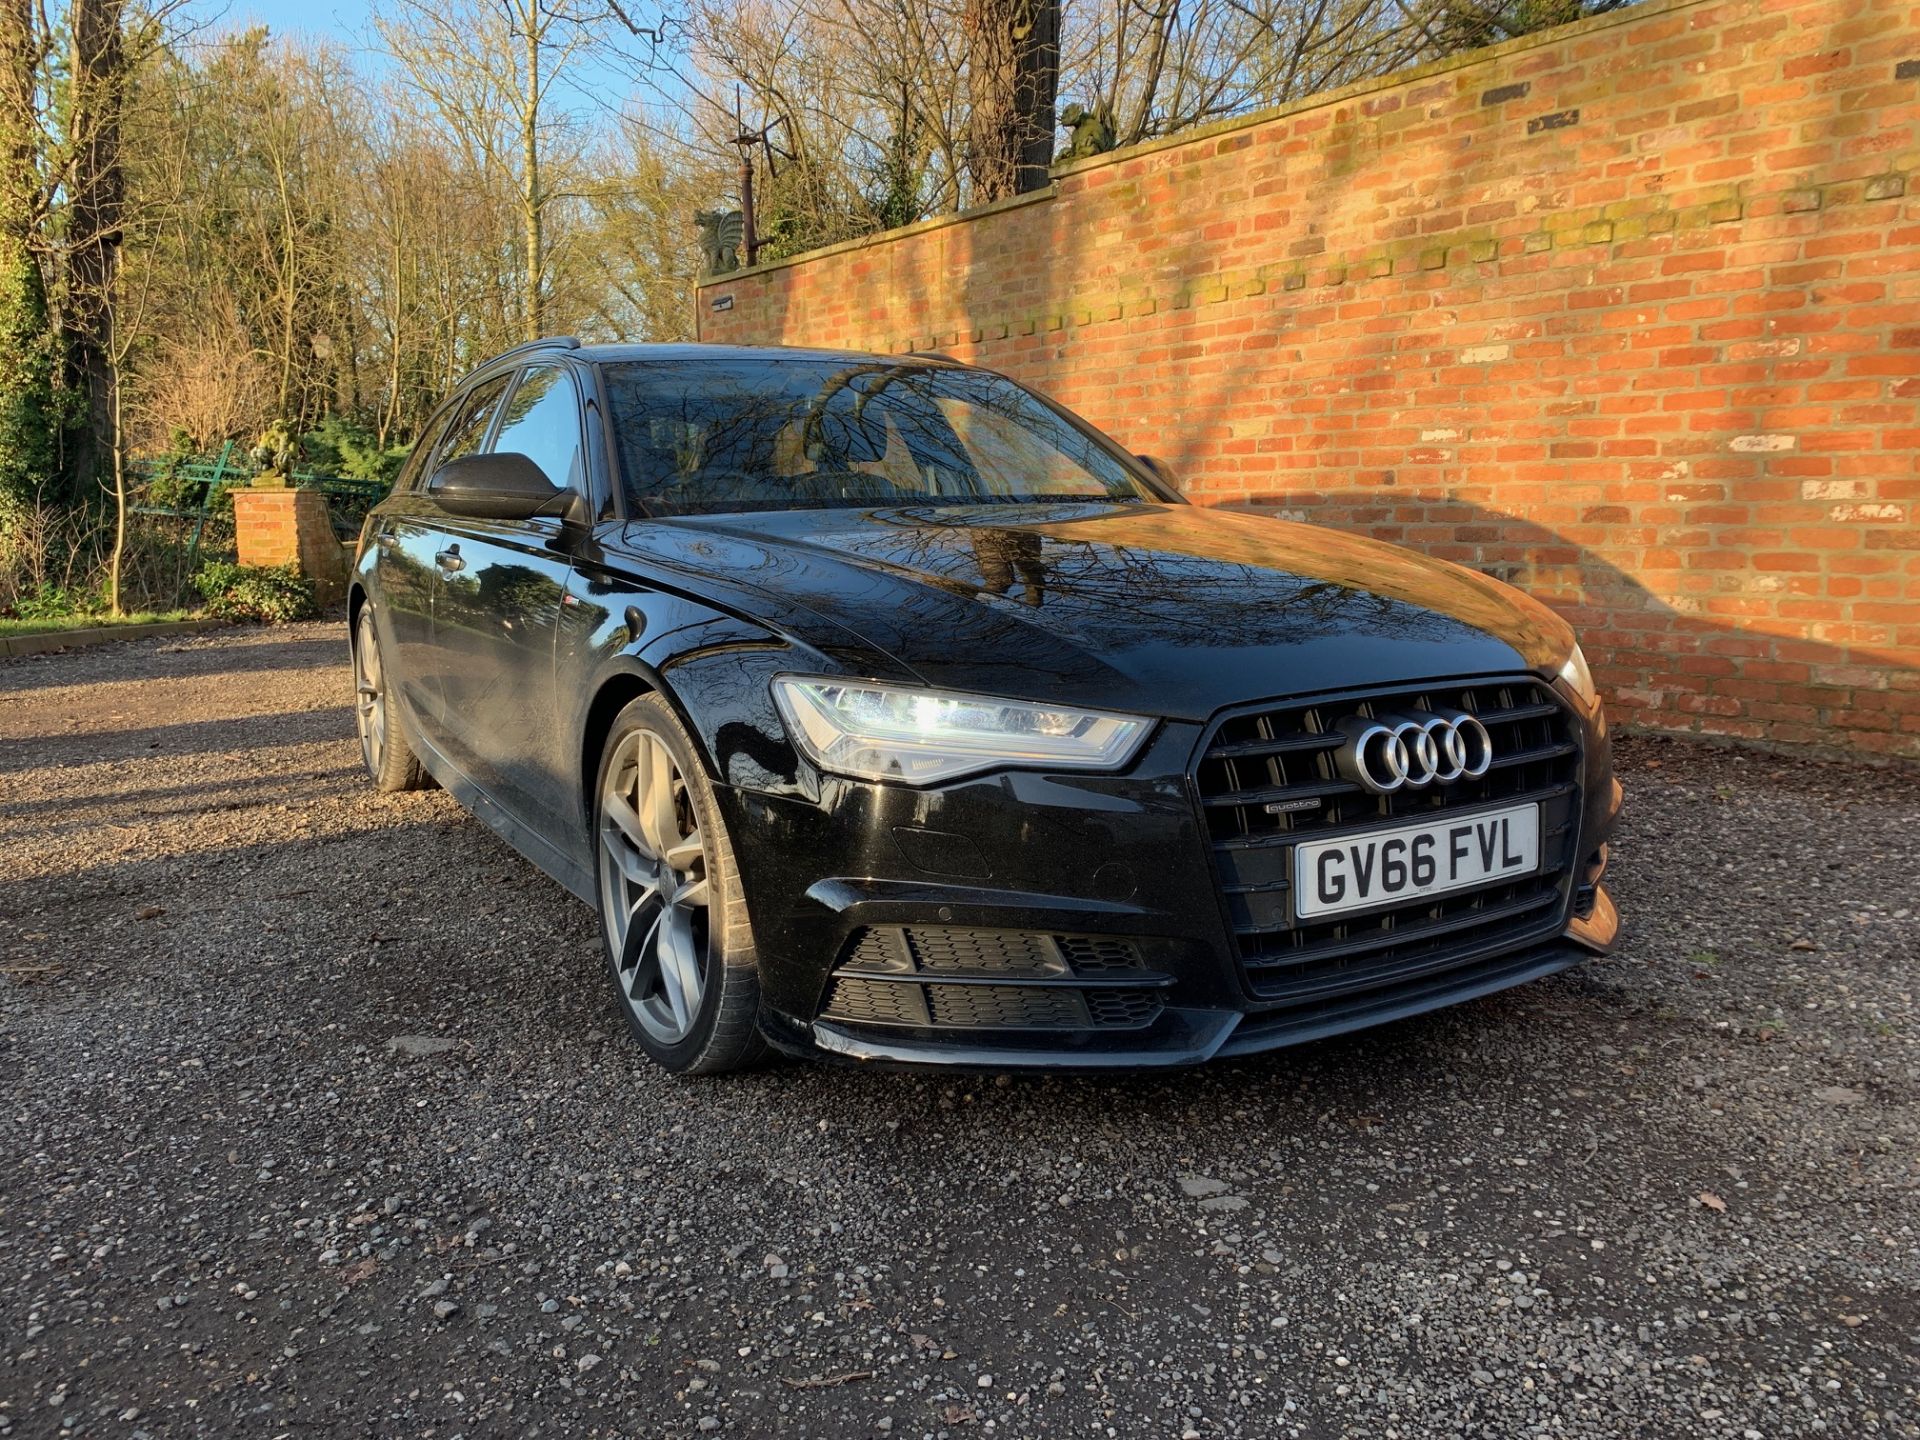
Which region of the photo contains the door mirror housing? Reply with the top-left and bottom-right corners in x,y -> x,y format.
430,452 -> 590,525
1134,453 -> 1183,496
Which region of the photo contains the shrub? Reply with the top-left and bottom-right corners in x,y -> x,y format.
140,450 -> 242,514
193,561 -> 319,623
6,582 -> 91,621
4,495 -> 234,616
302,416 -> 409,486
1,497 -> 98,612
144,462 -> 200,511
0,240 -> 63,512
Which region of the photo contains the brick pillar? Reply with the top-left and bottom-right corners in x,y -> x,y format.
230,486 -> 346,608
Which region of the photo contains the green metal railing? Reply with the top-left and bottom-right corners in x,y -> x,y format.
128,440 -> 239,576
311,475 -> 390,531
128,445 -> 395,573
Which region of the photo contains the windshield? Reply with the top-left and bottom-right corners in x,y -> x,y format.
603,358 -> 1161,515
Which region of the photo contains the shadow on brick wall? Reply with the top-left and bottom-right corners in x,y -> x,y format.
1227,492 -> 1918,759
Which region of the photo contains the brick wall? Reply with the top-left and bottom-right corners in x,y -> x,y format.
697,0 -> 1920,761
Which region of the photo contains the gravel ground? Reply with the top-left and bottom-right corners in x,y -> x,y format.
2,621 -> 1917,1440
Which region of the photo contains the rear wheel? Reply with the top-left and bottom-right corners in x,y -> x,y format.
594,694 -> 766,1074
353,609 -> 430,793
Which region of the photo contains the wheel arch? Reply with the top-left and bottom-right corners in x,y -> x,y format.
578,661 -> 712,829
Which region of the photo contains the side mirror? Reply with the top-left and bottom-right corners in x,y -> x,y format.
430,452 -> 589,525
1134,453 -> 1183,496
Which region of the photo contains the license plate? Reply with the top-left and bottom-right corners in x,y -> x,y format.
1294,802 -> 1540,920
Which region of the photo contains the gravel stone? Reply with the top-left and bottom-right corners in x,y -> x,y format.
2,623 -> 1917,1438
385,1034 -> 458,1057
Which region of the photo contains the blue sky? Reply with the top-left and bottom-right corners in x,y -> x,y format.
186,0 -> 670,131
199,0 -> 382,56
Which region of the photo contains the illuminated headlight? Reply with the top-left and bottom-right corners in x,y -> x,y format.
771,677 -> 1152,786
1557,643 -> 1598,707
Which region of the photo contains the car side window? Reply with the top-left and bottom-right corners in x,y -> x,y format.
395,402 -> 460,495
428,374 -> 514,484
489,365 -> 583,491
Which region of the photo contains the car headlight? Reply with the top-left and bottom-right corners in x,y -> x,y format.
1557,643 -> 1598,707
771,677 -> 1152,786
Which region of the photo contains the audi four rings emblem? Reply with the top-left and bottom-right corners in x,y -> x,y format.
1335,711 -> 1494,794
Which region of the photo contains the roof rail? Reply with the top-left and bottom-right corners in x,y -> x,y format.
446,335 -> 583,391
489,335 -> 582,366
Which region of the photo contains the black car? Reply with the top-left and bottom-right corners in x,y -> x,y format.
349,338 -> 1621,1073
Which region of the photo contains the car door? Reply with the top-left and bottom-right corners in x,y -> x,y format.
369,393 -> 466,733
427,362 -> 588,842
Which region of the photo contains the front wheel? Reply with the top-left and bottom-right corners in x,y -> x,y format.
353,609 -> 430,793
593,694 -> 766,1074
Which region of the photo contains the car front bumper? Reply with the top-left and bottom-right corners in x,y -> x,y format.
721,674 -> 1622,1070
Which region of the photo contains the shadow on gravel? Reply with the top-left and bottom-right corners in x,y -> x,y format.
0,632 -> 348,694
2,705 -> 354,764
0,814 -> 488,975
0,763 -> 367,826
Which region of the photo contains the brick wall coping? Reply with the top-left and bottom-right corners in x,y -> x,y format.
697,186 -> 1058,300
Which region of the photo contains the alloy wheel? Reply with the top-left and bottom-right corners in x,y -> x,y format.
354,615 -> 385,777
598,729 -> 712,1045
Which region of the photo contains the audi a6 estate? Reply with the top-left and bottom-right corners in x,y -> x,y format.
348,338 -> 1621,1073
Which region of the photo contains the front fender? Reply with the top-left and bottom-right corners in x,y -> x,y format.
561,581 -> 905,805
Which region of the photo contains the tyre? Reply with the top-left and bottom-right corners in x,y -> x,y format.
352,608 -> 431,793
593,693 -> 767,1074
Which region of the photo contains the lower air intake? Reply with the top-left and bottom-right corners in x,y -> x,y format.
819,926 -> 1163,1032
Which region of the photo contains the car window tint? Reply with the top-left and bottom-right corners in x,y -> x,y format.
602,359 -> 1153,515
490,365 -> 581,489
396,403 -> 459,494
434,375 -> 513,473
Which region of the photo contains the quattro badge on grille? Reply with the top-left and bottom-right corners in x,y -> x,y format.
1263,797 -> 1324,815
1336,711 -> 1494,794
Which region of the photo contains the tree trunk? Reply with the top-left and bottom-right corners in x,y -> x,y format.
275,149 -> 298,419
522,4 -> 542,340
964,0 -> 1058,204
65,0 -> 124,505
380,235 -> 403,445
107,262 -> 125,616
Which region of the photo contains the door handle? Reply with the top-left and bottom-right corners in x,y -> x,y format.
435,546 -> 464,573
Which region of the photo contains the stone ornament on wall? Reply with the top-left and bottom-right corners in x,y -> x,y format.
1057,101 -> 1116,161
696,210 -> 745,278
248,419 -> 298,488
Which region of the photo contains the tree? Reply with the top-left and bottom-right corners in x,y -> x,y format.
65,0 -> 127,502
377,0 -> 602,342
578,114 -> 727,342
1427,0 -> 1633,52
963,0 -> 1057,201
0,237 -> 59,512
0,0 -> 61,514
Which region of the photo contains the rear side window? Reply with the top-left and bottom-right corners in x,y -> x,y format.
432,374 -> 513,477
490,365 -> 582,490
